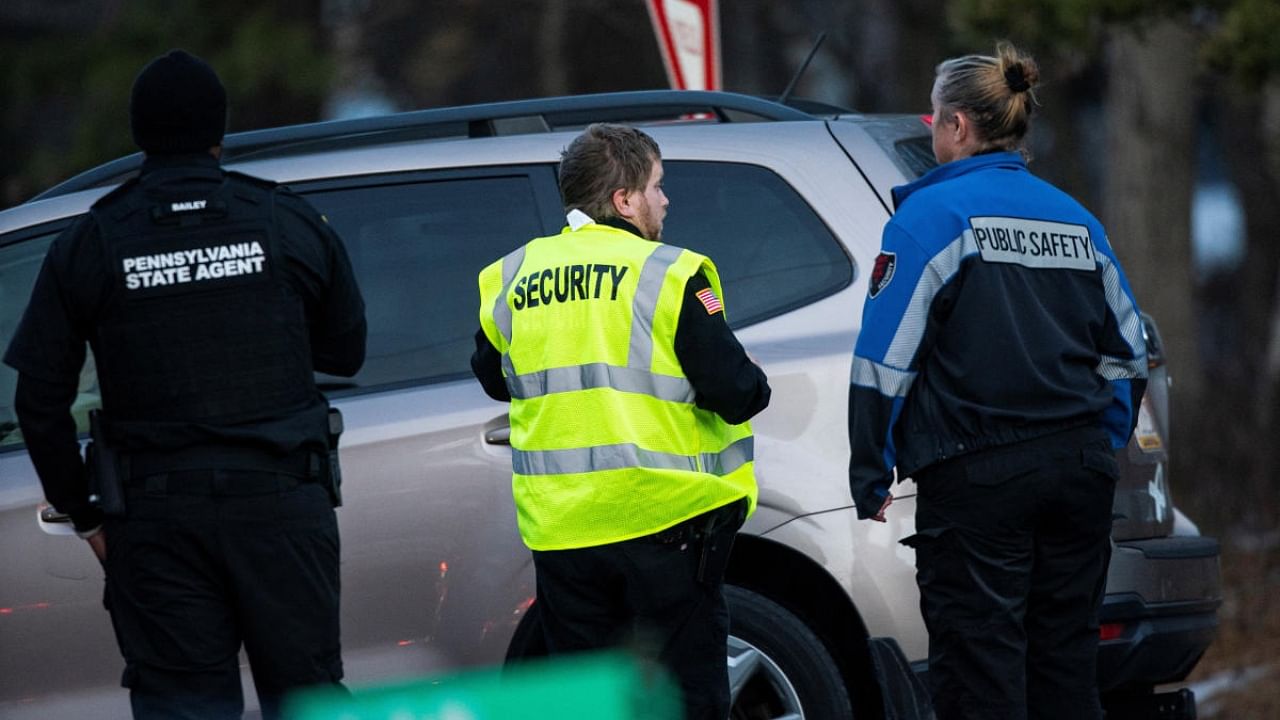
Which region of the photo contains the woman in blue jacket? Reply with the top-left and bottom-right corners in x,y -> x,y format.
848,43 -> 1148,720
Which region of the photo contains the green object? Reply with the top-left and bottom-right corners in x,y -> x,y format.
285,651 -> 681,720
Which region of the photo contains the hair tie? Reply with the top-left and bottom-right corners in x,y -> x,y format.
1004,66 -> 1030,93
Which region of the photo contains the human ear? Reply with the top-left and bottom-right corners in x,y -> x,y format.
952,111 -> 970,142
612,187 -> 635,219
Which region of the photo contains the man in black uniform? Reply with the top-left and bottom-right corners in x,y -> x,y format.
4,50 -> 366,720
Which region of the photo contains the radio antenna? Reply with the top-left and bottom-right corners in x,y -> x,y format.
778,32 -> 827,106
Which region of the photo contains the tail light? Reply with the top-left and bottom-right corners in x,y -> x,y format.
1099,623 -> 1125,641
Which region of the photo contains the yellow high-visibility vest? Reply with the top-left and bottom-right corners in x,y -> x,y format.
478,222 -> 757,550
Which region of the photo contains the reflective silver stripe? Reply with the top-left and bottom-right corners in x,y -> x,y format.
513,444 -> 697,475
493,245 -> 527,343
700,436 -> 754,476
1096,354 -> 1147,381
1096,252 -> 1148,381
507,363 -> 695,402
628,244 -> 684,370
884,230 -> 976,368
850,356 -> 916,399
514,437 -> 753,477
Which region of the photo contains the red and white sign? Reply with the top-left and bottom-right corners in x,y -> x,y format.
645,0 -> 721,91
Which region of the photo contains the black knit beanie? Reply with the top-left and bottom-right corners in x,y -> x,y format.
129,50 -> 227,155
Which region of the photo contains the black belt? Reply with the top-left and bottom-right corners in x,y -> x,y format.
127,443 -> 318,480
978,424 -> 1109,459
126,470 -> 314,497
644,497 -> 749,545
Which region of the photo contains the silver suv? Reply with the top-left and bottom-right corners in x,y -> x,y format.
0,91 -> 1220,719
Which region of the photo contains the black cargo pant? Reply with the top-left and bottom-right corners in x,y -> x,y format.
103,469 -> 343,720
904,427 -> 1119,720
530,498 -> 748,720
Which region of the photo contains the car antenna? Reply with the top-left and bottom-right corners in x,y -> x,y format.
777,32 -> 827,106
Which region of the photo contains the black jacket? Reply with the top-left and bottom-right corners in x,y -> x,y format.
848,152 -> 1148,519
4,153 -> 367,532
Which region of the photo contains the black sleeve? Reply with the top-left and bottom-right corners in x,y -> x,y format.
15,373 -> 101,532
847,384 -> 896,519
471,329 -> 511,402
3,223 -> 101,532
674,274 -> 770,424
313,320 -> 367,378
277,192 -> 367,377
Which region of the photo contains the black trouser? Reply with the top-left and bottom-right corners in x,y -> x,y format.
904,427 -> 1119,720
530,499 -> 747,720
103,470 -> 343,720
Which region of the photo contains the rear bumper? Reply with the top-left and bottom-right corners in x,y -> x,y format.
1097,536 -> 1222,690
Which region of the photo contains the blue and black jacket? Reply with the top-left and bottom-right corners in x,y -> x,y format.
848,151 -> 1148,519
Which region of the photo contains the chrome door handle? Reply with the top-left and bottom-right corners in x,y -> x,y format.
40,506 -> 71,523
37,504 -> 78,536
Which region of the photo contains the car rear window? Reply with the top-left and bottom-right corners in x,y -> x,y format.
895,136 -> 938,179
304,174 -> 548,390
662,161 -> 851,327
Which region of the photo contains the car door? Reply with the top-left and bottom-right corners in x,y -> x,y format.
0,219 -> 131,718
292,167 -> 565,683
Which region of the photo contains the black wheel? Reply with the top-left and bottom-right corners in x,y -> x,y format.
727,585 -> 854,720
506,588 -> 856,719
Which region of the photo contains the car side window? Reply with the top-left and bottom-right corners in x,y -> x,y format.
661,161 -> 851,327
302,173 -> 551,391
0,228 -> 103,449
0,162 -> 840,447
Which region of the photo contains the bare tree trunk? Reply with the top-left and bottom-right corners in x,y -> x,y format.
1033,72 -> 1106,213
1221,79 -> 1280,426
1259,81 -> 1280,428
1102,21 -> 1200,406
852,0 -> 946,113
537,0 -> 570,97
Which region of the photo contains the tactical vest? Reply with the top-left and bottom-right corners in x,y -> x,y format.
478,223 -> 757,551
90,171 -> 315,426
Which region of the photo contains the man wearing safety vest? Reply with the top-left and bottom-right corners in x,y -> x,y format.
472,123 -> 770,720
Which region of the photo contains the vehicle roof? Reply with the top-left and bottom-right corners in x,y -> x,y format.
32,90 -> 816,201
1,90 -> 928,235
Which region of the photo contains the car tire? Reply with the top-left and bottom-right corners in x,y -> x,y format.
506,587 -> 856,719
727,584 -> 854,720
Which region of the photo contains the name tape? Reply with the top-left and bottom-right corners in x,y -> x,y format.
969,216 -> 1095,271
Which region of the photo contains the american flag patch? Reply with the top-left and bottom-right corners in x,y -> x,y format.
695,287 -> 723,315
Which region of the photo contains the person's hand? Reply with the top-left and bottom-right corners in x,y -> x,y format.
870,493 -> 894,522
85,529 -> 107,564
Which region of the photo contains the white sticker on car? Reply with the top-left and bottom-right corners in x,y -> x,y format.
1135,394 -> 1163,451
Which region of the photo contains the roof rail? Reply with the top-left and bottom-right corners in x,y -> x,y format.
33,90 -> 813,202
